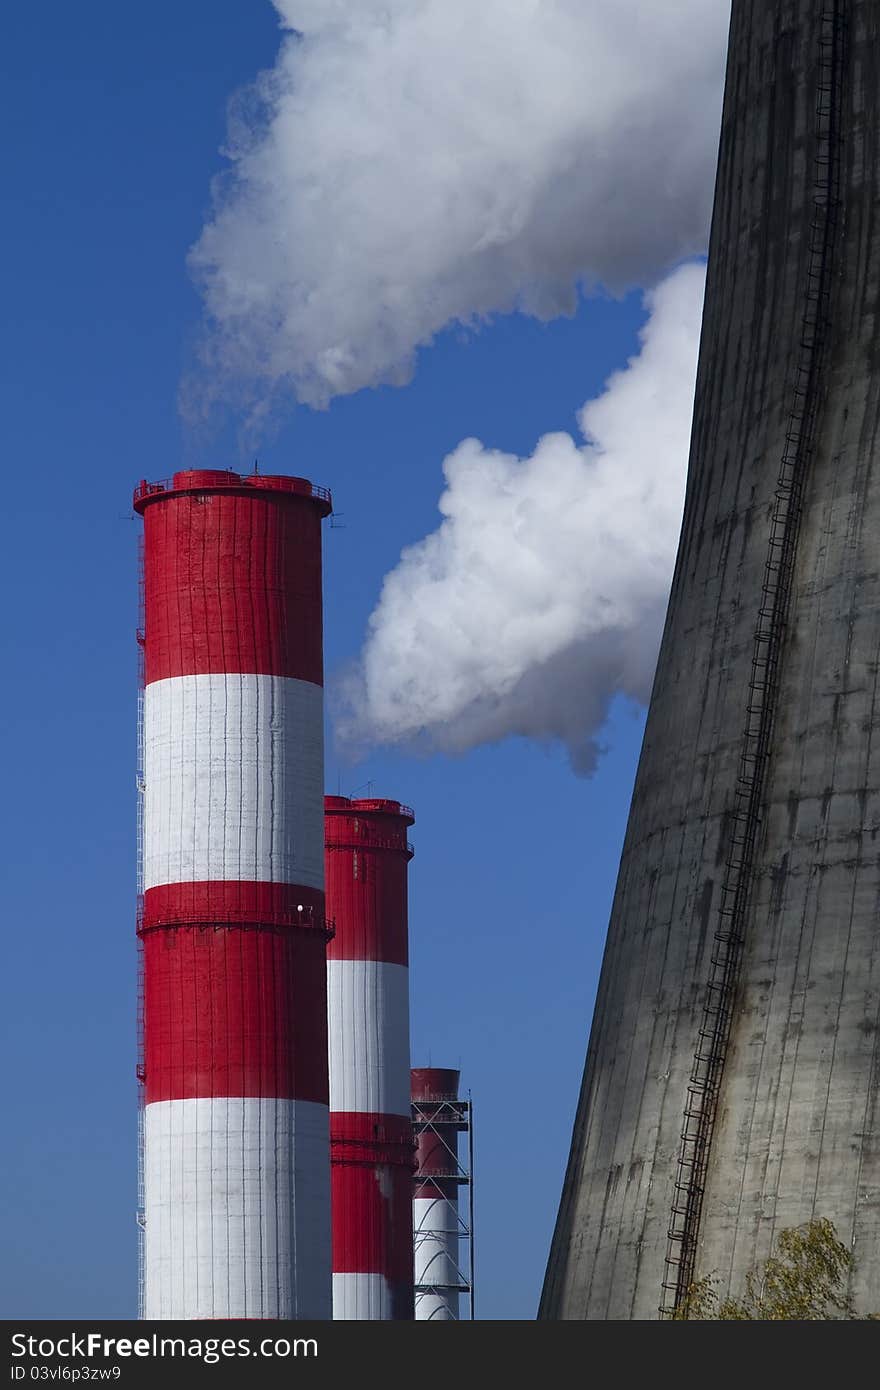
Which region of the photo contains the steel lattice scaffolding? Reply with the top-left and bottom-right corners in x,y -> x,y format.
411,1091 -> 474,1320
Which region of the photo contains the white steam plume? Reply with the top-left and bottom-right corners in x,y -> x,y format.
337,262 -> 705,774
189,2 -> 727,409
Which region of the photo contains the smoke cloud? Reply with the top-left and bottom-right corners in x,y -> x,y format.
189,2 -> 727,409
337,262 -> 705,774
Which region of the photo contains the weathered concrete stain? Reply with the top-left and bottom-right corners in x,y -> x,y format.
541,0 -> 880,1319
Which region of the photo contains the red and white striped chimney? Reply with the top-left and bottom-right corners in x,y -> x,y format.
135,469 -> 332,1321
412,1067 -> 467,1321
324,797 -> 415,1319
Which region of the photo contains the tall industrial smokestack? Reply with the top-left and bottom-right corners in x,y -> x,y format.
411,1068 -> 473,1320
325,796 -> 416,1319
542,0 -> 880,1318
135,468 -> 333,1320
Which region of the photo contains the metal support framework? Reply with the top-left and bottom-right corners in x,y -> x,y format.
661,4 -> 847,1317
411,1087 -> 474,1320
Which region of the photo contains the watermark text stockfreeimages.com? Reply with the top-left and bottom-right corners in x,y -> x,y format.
11,1332 -> 317,1369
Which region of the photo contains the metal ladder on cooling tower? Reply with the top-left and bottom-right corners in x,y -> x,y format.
661,4 -> 847,1317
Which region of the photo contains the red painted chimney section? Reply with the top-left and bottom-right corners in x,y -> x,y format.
135,470 -> 332,1320
325,796 -> 415,1319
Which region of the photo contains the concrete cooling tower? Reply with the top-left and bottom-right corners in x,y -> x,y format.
542,0 -> 880,1318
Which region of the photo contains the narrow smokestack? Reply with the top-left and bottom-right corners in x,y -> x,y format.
325,796 -> 415,1319
135,469 -> 332,1320
411,1068 -> 472,1320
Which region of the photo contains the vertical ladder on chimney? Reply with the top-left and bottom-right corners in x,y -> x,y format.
661,3 -> 846,1317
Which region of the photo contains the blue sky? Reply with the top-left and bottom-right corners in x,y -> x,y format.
0,2 -> 722,1318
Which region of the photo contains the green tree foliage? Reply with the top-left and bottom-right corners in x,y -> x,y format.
674,1218 -> 861,1320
